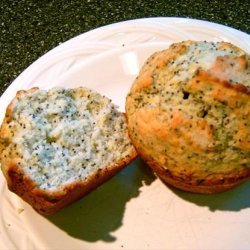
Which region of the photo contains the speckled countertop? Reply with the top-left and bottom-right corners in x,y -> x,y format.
0,0 -> 249,96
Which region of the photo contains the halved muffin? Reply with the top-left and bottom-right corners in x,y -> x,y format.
0,87 -> 137,214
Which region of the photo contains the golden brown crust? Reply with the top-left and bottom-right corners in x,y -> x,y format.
126,40 -> 250,194
156,167 -> 247,194
130,42 -> 188,93
4,150 -> 137,215
138,153 -> 250,194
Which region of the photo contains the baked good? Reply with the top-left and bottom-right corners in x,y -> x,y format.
0,87 -> 137,215
126,40 -> 250,194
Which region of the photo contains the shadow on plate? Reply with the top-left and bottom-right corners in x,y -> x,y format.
47,158 -> 156,242
165,179 -> 250,212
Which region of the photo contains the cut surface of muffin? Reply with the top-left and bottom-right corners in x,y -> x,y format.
0,87 -> 137,214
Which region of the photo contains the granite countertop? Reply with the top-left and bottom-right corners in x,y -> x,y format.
0,0 -> 249,96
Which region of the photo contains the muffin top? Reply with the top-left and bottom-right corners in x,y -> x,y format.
126,41 -> 250,185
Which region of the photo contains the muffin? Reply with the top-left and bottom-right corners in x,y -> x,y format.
126,40 -> 250,193
0,87 -> 137,214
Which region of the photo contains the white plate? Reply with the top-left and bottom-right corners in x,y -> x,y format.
0,17 -> 250,250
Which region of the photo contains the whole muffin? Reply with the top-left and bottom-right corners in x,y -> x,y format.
126,40 -> 250,194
